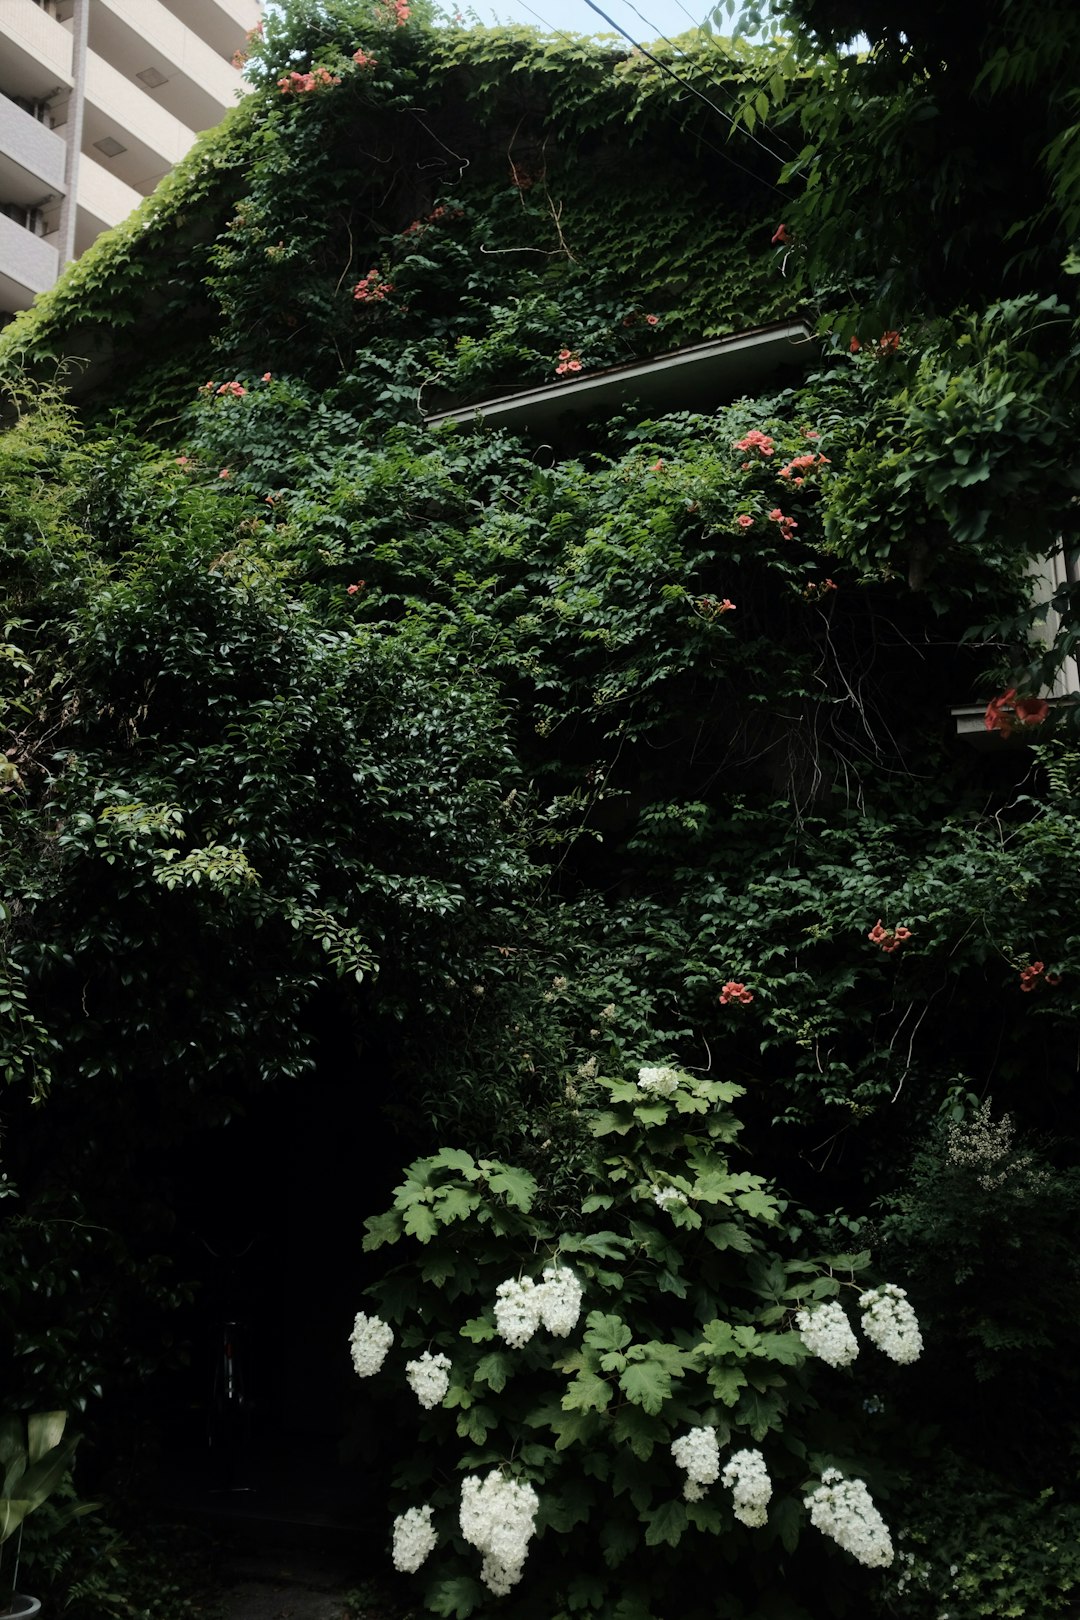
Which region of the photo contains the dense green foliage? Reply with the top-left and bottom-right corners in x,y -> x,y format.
2,2 -> 1080,1617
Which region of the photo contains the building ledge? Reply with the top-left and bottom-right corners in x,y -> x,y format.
423,319 -> 815,435
951,696 -> 1078,748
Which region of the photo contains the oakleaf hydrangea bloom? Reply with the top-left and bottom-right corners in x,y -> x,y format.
494,1277 -> 543,1348
858,1284 -> 924,1364
538,1266 -> 583,1337
721,1448 -> 772,1527
460,1469 -> 540,1595
637,1066 -> 681,1096
652,1184 -> 688,1210
405,1350 -> 452,1409
392,1505 -> 438,1572
349,1310 -> 394,1376
795,1300 -> 859,1367
804,1468 -> 894,1567
671,1426 -> 720,1500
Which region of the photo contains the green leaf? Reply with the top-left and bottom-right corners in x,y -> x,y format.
434,1184 -> 480,1224
362,1208 -> 403,1251
643,1498 -> 687,1548
480,1163 -> 538,1210
706,1364 -> 748,1406
403,1204 -> 439,1243
584,1312 -> 633,1352
474,1350 -> 514,1392
773,1494 -> 802,1553
459,1316 -> 495,1343
425,1576 -> 486,1619
600,1513 -> 639,1568
562,1370 -> 613,1413
618,1359 -> 671,1414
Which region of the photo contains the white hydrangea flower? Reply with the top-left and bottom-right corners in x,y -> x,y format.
671,1426 -> 721,1499
349,1310 -> 394,1376
651,1184 -> 688,1210
392,1504 -> 438,1573
795,1300 -> 859,1368
460,1470 -> 540,1595
538,1266 -> 583,1337
858,1284 -> 924,1365
405,1350 -> 452,1409
804,1467 -> 894,1568
494,1276 -> 543,1348
721,1448 -> 772,1527
637,1066 -> 681,1096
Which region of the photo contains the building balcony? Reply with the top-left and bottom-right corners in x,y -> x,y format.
0,91 -> 68,203
0,0 -> 75,101
0,208 -> 59,313
83,47 -> 197,195
74,151 -> 141,252
89,0 -> 247,136
155,0 -> 262,65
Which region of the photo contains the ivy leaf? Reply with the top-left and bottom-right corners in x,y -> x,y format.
643,1498 -> 687,1547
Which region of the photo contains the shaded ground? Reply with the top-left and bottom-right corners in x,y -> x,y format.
219,1550 -> 358,1620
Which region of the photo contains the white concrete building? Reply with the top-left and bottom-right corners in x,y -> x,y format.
0,0 -> 261,319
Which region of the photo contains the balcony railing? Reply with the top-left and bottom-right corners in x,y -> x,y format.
0,206 -> 59,300
0,92 -> 67,198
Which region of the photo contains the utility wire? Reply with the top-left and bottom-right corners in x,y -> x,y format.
578,0 -> 788,189
503,0 -> 788,199
618,0 -> 802,157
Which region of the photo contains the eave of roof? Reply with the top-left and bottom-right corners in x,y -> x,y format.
423,319 -> 816,433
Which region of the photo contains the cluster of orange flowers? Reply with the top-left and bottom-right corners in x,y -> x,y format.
1019,960 -> 1061,993
719,981 -> 753,1005
868,921 -> 912,955
277,67 -> 341,94
984,689 -> 1050,737
354,268 -> 393,303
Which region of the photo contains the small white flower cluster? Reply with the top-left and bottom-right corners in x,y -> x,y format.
804,1468 -> 894,1568
539,1265 -> 583,1337
721,1448 -> 772,1527
637,1066 -> 682,1096
651,1184 -> 688,1210
858,1284 -> 924,1365
349,1311 -> 394,1377
494,1266 -> 582,1348
795,1300 -> 859,1368
392,1504 -> 438,1573
460,1469 -> 539,1595
405,1350 -> 452,1409
671,1426 -> 720,1501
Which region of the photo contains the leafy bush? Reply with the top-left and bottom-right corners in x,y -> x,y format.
359,1064 -> 920,1620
